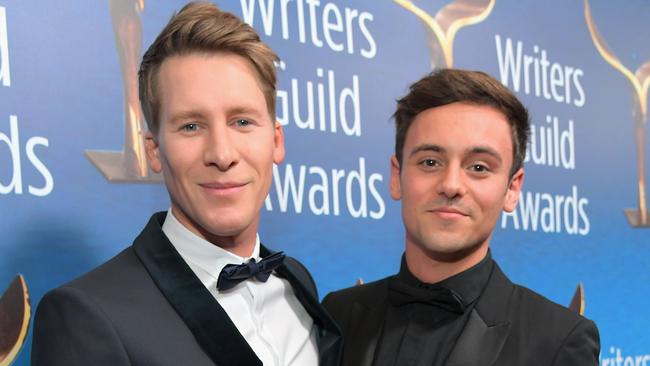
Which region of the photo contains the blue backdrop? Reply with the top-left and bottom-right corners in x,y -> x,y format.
0,1 -> 648,364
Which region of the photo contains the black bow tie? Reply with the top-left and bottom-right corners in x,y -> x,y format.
388,276 -> 465,314
216,251 -> 286,291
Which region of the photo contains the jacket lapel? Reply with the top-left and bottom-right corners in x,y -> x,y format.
445,310 -> 510,366
266,246 -> 343,366
445,263 -> 514,366
133,212 -> 261,366
344,300 -> 386,366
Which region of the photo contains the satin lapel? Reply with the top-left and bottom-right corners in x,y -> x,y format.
344,300 -> 386,366
445,310 -> 510,366
133,213 -> 261,366
267,246 -> 342,366
445,263 -> 514,366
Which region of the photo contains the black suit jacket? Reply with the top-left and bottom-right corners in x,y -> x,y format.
323,262 -> 599,366
32,212 -> 342,366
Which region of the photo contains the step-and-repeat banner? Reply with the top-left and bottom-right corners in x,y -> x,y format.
1,1 -> 648,364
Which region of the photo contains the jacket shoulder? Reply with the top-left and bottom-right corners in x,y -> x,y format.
33,245 -> 215,365
67,247 -> 143,289
33,245 -> 150,324
481,263 -> 594,335
32,248 -> 140,365
510,283 -> 591,329
507,284 -> 600,364
322,276 -> 390,313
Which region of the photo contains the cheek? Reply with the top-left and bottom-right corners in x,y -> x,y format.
159,140 -> 199,177
245,134 -> 276,168
472,183 -> 508,215
401,175 -> 430,202
159,147 -> 180,173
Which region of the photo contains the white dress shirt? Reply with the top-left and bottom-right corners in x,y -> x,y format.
162,210 -> 319,366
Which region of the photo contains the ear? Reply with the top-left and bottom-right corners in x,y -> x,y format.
389,155 -> 402,200
272,120 -> 286,165
503,168 -> 524,212
145,130 -> 162,173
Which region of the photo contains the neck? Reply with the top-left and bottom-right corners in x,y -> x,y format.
202,230 -> 257,258
170,207 -> 258,258
404,241 -> 489,284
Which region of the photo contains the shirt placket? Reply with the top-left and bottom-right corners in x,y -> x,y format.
247,280 -> 281,366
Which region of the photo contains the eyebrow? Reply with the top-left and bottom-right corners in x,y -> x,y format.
409,144 -> 503,163
169,110 -> 206,124
226,106 -> 264,118
469,146 -> 503,163
409,144 -> 445,157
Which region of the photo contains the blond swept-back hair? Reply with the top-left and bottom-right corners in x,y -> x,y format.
138,2 -> 278,134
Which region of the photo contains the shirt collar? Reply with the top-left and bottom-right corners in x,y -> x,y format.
398,250 -> 494,307
161,209 -> 261,280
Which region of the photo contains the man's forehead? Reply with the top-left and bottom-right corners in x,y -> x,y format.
404,104 -> 514,158
157,52 -> 272,114
414,102 -> 510,130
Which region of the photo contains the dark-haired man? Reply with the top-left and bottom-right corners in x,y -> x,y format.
32,3 -> 341,365
323,69 -> 599,366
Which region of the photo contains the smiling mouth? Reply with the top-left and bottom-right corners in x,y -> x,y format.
429,207 -> 469,219
199,182 -> 248,196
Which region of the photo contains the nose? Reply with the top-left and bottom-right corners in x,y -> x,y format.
204,124 -> 238,171
437,164 -> 466,200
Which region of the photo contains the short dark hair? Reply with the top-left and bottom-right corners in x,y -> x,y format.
139,2 -> 279,134
393,69 -> 530,176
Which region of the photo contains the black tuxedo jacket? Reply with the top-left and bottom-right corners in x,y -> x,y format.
32,212 -> 342,366
323,262 -> 599,366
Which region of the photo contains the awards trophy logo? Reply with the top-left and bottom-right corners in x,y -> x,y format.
568,282 -> 585,315
85,0 -> 161,183
584,0 -> 650,227
0,275 -> 30,366
394,0 -> 495,69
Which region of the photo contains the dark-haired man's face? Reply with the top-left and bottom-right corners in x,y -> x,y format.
390,102 -> 523,261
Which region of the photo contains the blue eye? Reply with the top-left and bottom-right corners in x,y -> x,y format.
236,119 -> 250,127
182,123 -> 199,132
